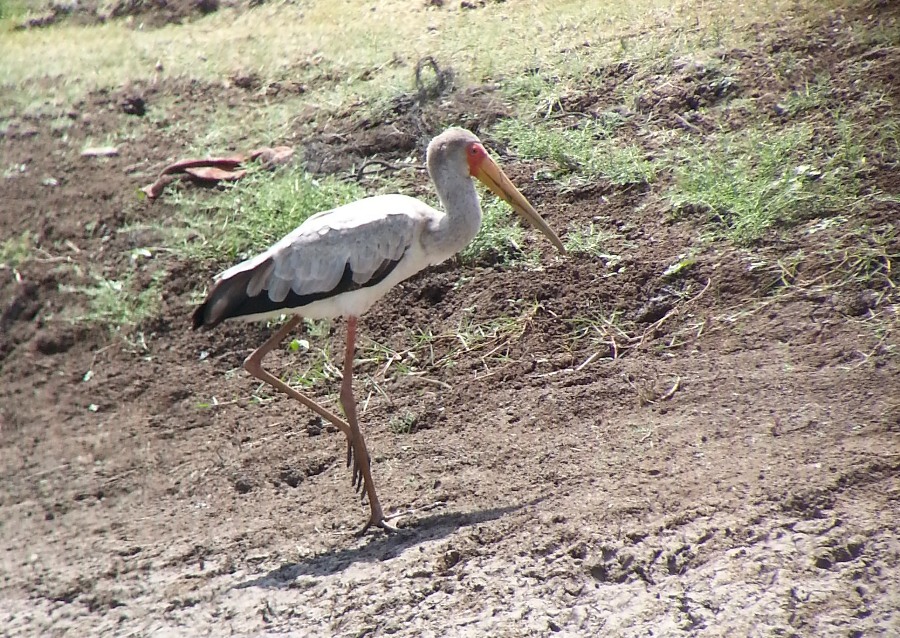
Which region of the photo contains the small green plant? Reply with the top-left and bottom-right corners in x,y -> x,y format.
668,122 -> 863,244
64,271 -> 163,329
564,223 -> 617,257
288,354 -> 339,390
358,338 -> 417,378
0,230 -> 32,269
281,319 -> 338,388
781,74 -> 832,116
388,411 -> 417,434
569,310 -> 633,347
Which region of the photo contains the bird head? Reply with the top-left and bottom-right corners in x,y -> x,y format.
429,127 -> 566,253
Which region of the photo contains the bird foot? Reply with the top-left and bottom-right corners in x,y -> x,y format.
355,511 -> 404,537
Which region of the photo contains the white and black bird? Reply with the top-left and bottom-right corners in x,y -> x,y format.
193,127 -> 565,534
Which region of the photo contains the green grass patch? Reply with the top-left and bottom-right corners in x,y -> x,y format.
63,271 -> 163,328
668,121 -> 865,244
0,230 -> 32,269
0,0 -> 816,114
493,118 -> 655,186
0,0 -> 27,22
176,94 -> 317,156
780,74 -> 833,116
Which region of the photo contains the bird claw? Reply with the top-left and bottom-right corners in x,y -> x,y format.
355,513 -> 402,537
343,433 -> 389,530
345,436 -> 369,495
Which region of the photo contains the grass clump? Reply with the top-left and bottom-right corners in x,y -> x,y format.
389,411 -> 417,435
668,121 -> 864,244
0,0 -> 27,21
63,272 -> 163,328
780,74 -> 833,116
564,222 -> 618,258
0,230 -> 32,269
493,118 -> 655,186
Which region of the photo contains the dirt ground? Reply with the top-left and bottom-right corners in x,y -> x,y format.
1,2 -> 899,637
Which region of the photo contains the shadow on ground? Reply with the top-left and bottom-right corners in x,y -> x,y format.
237,501 -> 534,585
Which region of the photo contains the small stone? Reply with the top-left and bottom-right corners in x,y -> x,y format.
81,146 -> 119,157
121,95 -> 146,117
234,477 -> 254,494
439,549 -> 461,570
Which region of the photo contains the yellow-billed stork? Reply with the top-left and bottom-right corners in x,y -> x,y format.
193,127 -> 564,534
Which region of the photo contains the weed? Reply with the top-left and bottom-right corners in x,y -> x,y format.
358,338 -> 417,379
564,223 -> 617,258
668,121 -> 863,244
288,353 -> 339,390
781,74 -> 832,116
280,319 -> 338,389
388,411 -> 417,435
0,230 -> 32,269
569,310 -> 633,354
63,271 -> 163,329
493,118 -> 655,186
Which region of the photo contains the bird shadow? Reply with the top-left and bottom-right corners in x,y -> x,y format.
236,497 -> 542,589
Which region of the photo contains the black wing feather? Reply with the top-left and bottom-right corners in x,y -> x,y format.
193,255 -> 404,329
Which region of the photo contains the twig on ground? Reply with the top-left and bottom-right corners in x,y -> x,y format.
659,376 -> 681,401
355,159 -> 418,182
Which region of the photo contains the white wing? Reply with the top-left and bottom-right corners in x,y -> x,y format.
196,194 -> 438,326
265,195 -> 424,302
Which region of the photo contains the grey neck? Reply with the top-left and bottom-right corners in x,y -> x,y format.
423,165 -> 483,259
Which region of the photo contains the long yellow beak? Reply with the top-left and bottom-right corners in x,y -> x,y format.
474,155 -> 566,253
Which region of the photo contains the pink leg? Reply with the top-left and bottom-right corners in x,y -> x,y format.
243,316 -> 351,438
340,316 -> 396,535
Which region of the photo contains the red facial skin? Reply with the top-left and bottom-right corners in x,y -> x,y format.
466,142 -> 488,176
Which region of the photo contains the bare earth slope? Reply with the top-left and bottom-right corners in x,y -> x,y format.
1,2 -> 898,636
